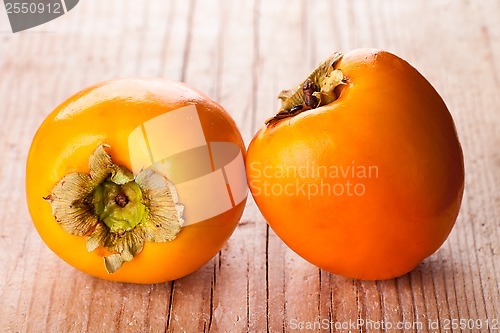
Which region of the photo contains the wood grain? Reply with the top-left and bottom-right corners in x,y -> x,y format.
0,0 -> 498,332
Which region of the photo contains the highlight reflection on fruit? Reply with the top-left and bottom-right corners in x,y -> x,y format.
247,49 -> 464,280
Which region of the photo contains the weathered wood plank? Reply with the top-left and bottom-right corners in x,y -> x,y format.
0,1 -> 498,332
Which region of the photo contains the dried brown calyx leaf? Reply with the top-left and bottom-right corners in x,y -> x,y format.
45,145 -> 184,273
266,52 -> 345,125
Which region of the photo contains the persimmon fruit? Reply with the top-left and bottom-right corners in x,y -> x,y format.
246,49 -> 464,280
26,78 -> 247,283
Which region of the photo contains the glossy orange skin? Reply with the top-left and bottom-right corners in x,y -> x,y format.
247,49 -> 464,280
26,78 -> 246,284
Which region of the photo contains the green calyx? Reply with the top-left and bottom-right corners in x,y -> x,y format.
93,180 -> 146,234
45,145 -> 184,273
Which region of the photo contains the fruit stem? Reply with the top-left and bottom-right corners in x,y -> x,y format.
115,192 -> 129,207
266,52 -> 345,125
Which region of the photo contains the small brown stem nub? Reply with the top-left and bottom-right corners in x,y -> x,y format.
303,80 -> 318,108
115,192 -> 129,207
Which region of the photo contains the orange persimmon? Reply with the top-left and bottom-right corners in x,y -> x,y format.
246,49 -> 464,280
26,78 -> 247,283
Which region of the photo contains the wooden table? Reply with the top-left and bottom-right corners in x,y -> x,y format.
1,1 -> 499,332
